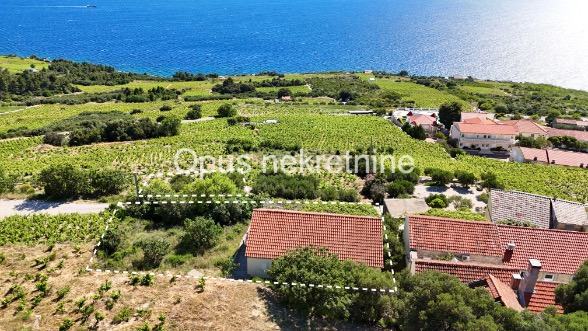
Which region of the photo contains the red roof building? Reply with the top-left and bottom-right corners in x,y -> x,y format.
245,209 -> 384,277
405,215 -> 588,313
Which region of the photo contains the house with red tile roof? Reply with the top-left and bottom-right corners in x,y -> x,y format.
450,117 -> 588,153
407,113 -> 438,136
511,146 -> 588,168
404,215 -> 588,313
245,209 -> 384,277
449,122 -> 517,152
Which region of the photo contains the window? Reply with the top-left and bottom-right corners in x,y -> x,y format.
543,274 -> 554,281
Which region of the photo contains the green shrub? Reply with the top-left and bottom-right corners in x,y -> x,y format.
59,318 -> 74,331
217,103 -> 237,117
112,306 -> 132,324
425,194 -> 448,208
136,237 -> 171,269
159,104 -> 172,111
386,180 -> 415,198
185,105 -> 202,120
100,228 -> 124,256
182,217 -> 222,253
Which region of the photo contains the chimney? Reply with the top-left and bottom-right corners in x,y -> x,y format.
518,259 -> 542,306
510,273 -> 522,290
502,242 -> 515,262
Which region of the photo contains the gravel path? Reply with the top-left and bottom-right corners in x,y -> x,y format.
0,199 -> 109,218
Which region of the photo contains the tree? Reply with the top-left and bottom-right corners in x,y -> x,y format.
338,90 -> 353,102
181,217 -> 222,253
428,169 -> 454,186
398,271 -> 524,331
277,88 -> 291,98
267,247 -> 396,323
398,70 -> 409,77
439,102 -> 463,129
217,104 -> 236,117
454,170 -> 477,188
556,260 -> 588,313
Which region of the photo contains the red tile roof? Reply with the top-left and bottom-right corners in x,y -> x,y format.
408,215 -> 588,275
414,259 -> 519,283
546,127 -> 588,142
502,120 -> 548,135
462,117 -> 496,125
408,114 -> 436,126
246,209 -> 384,268
497,225 -> 588,274
518,147 -> 549,163
519,147 -> 588,167
454,122 -> 518,135
546,149 -> 588,167
408,216 -> 502,256
486,274 -> 523,311
524,281 -> 564,313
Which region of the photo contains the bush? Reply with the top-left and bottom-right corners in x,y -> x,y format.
38,164 -> 85,199
159,105 -> 172,112
181,217 -> 222,253
87,169 -> 128,197
39,165 -> 128,199
136,238 -> 170,269
477,192 -> 489,204
425,194 -> 448,208
448,196 -> 473,210
215,257 -> 239,277
386,180 -> 415,198
480,172 -> 503,189
130,109 -> 143,115
185,107 -> 202,120
217,103 -> 237,117
157,116 -> 181,136
100,228 -> 124,256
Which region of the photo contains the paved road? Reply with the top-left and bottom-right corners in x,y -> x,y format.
0,199 -> 109,218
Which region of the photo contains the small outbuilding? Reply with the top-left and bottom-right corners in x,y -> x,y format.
245,209 -> 384,277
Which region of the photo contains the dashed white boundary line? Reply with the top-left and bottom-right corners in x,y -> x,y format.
124,198 -> 376,206
84,201 -> 395,294
381,216 -> 399,292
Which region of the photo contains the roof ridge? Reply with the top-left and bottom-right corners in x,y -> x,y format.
414,259 -> 520,270
253,208 -> 381,220
497,223 -> 588,235
408,214 -> 495,226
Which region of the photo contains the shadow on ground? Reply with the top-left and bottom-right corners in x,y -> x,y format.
256,288 -> 381,331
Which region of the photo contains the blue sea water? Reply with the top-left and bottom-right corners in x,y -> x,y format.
0,0 -> 587,90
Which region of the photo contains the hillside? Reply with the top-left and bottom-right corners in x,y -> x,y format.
0,244 -> 371,330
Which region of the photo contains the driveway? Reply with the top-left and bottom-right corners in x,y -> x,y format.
0,199 -> 109,218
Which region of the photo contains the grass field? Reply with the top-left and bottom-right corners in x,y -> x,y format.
459,84 -> 509,96
0,55 -> 49,73
374,78 -> 469,108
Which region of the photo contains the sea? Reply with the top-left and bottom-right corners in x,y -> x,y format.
0,0 -> 587,90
